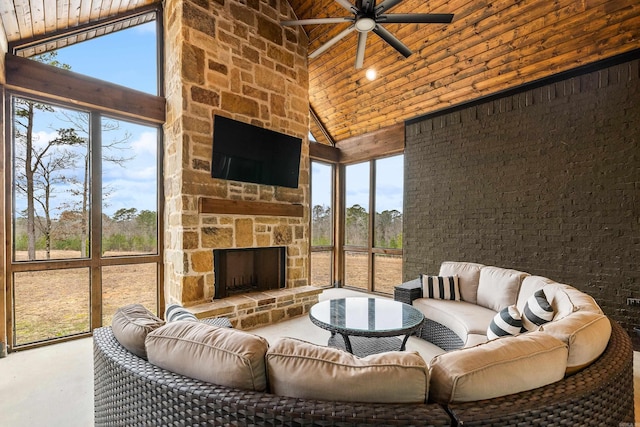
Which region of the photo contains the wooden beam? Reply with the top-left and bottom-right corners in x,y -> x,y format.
199,198 -> 304,217
5,54 -> 165,123
309,142 -> 340,163
337,122 -> 404,164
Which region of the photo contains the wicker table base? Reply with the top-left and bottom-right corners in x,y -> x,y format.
327,334 -> 403,357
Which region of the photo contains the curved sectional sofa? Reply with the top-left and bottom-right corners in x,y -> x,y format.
93,261 -> 635,426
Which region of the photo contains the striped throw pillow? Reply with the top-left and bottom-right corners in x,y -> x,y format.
523,289 -> 555,331
165,304 -> 198,322
487,305 -> 524,340
420,274 -> 460,301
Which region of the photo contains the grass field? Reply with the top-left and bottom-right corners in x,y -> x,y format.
13,250 -> 402,346
12,250 -> 157,346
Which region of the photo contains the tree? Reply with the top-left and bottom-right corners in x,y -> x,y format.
13,52 -> 75,260
312,204 -> 332,246
345,204 -> 369,246
55,111 -> 133,257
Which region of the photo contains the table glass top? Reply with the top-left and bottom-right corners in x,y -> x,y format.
309,297 -> 424,333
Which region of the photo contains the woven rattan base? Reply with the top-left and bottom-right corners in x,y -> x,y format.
94,327 -> 452,426
327,334 -> 403,357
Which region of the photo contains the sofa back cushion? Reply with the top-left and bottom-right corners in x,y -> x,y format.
429,331 -> 568,403
439,261 -> 484,304
266,337 -> 428,403
539,311 -> 611,374
476,266 -> 529,312
145,320 -> 269,391
111,304 -> 164,359
517,277 -> 578,322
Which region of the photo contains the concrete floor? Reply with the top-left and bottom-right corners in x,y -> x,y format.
1,288 -> 639,426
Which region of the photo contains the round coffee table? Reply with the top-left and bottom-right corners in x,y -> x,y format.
309,297 -> 424,355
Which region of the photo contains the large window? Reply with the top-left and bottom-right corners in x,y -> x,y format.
342,155 -> 403,294
10,96 -> 161,347
7,16 -> 162,349
310,161 -> 334,287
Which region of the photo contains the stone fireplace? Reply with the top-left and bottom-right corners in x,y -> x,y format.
161,0 -> 320,327
213,246 -> 285,298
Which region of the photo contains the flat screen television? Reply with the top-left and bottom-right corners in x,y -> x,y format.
211,115 -> 302,189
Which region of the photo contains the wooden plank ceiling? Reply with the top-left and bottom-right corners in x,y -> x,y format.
2,0 -> 640,144
290,0 -> 640,143
0,0 -> 157,57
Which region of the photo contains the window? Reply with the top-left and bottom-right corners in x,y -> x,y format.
7,16 -> 162,349
310,161 -> 334,287
341,155 -> 403,294
10,96 -> 161,347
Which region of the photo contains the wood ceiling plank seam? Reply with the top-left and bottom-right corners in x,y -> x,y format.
55,0 -> 69,31
101,0 -> 116,20
68,0 -> 82,27
308,4 -> 639,121
13,0 -> 34,40
78,0 -> 94,24
0,0 -> 23,40
43,0 -> 57,33
29,0 -> 45,36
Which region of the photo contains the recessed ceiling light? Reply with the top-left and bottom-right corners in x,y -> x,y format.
365,68 -> 377,81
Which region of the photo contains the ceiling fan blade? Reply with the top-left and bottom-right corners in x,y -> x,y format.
374,0 -> 405,14
334,0 -> 358,13
281,17 -> 354,26
309,25 -> 356,59
373,24 -> 412,58
376,13 -> 454,24
361,0 -> 376,14
355,31 -> 368,69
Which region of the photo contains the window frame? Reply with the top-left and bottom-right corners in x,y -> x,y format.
3,11 -> 164,350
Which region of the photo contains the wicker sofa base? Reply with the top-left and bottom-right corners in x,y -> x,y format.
394,279 -> 635,425
93,327 -> 452,427
94,318 -> 634,426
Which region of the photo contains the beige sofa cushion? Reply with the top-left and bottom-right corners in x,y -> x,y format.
476,266 -> 529,312
266,337 -> 428,403
539,311 -> 611,374
111,304 -> 164,359
439,261 -> 484,304
429,331 -> 568,403
413,298 -> 496,343
145,321 -> 269,391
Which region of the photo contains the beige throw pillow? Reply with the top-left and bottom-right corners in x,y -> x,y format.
266,337 -> 429,403
145,321 -> 269,391
111,303 -> 164,359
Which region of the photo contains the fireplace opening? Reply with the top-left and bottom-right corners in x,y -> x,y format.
213,246 -> 286,299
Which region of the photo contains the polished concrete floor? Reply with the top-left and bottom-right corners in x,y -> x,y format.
1,288 -> 639,426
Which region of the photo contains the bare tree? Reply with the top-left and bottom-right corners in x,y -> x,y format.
55,111 -> 133,257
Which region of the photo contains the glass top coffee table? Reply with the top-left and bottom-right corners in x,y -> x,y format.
309,297 -> 424,355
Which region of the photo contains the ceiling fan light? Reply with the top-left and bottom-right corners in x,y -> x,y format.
365,68 -> 377,80
355,17 -> 376,32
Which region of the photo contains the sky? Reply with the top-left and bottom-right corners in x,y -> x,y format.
15,23 -> 159,218
20,20 -> 403,218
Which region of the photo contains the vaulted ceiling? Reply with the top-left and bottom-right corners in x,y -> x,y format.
2,0 -> 640,143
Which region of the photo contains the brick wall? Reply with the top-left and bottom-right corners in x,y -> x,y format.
163,0 -> 309,307
404,57 -> 640,343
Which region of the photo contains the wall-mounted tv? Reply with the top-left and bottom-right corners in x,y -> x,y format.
211,115 -> 302,189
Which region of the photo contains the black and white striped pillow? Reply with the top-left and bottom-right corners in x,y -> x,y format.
165,304 -> 198,322
487,305 -> 524,340
420,274 -> 460,301
523,289 -> 555,331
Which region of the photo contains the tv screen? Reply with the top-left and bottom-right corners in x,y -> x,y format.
211,116 -> 302,189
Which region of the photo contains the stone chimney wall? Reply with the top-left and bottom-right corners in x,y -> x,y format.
163,0 -> 309,306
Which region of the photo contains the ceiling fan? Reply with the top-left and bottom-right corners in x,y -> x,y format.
281,0 -> 454,69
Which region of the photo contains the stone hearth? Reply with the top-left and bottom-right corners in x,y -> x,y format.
189,286 -> 321,329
